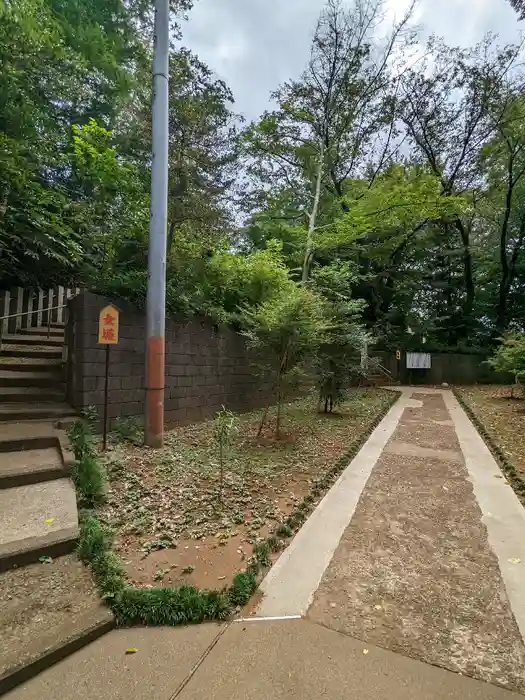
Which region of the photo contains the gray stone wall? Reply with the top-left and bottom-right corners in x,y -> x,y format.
371,350 -> 511,385
67,292 -> 270,426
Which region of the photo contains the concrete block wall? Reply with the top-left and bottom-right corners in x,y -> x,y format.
67,292 -> 271,427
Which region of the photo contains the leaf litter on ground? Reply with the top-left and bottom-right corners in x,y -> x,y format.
98,390 -> 393,588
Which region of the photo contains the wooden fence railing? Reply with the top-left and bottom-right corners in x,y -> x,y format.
0,287 -> 80,335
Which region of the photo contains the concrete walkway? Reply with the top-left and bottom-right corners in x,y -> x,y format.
6,388 -> 525,699
5,620 -> 523,700
258,388 -> 525,694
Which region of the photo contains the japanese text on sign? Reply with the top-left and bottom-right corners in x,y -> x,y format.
98,305 -> 119,345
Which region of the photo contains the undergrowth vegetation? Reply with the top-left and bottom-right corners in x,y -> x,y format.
68,391 -> 398,625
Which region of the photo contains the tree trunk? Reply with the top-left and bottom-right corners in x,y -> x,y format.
276,370 -> 282,439
167,219 -> 176,253
496,211 -> 525,332
454,218 -> 475,320
495,163 -> 514,332
257,404 -> 270,437
302,142 -> 325,282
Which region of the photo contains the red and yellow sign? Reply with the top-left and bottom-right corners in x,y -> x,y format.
98,305 -> 119,344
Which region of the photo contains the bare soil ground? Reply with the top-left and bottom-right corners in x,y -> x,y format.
457,385 -> 525,478
98,390 -> 393,591
309,391 -> 525,694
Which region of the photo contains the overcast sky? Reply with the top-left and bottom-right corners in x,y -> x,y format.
181,0 -> 522,122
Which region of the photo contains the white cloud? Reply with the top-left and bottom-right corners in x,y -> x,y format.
181,0 -> 522,121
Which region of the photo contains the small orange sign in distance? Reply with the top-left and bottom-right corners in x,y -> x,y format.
98,304 -> 119,344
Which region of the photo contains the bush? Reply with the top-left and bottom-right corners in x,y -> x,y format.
488,332 -> 525,395
68,417 -> 107,507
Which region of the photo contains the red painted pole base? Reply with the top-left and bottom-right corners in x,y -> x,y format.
145,335 -> 165,447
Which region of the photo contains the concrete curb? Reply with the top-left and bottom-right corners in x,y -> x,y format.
444,390 -> 525,644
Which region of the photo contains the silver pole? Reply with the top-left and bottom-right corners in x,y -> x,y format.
145,0 -> 169,447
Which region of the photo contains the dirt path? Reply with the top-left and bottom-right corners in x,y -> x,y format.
308,391 -> 525,694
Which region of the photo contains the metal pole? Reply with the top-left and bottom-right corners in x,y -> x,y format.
103,344 -> 110,451
145,0 -> 169,447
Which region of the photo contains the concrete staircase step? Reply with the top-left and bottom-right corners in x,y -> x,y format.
0,345 -> 62,359
0,478 -> 78,571
1,335 -> 63,347
0,357 -> 63,373
0,387 -> 65,402
0,554 -> 114,695
0,403 -> 76,422
0,422 -> 67,449
0,371 -> 63,387
17,327 -> 65,338
0,446 -> 69,489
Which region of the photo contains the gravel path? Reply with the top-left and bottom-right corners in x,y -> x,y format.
308,391 -> 525,694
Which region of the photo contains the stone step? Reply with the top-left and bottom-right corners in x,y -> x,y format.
0,554 -> 114,695
1,335 -> 64,347
0,357 -> 63,373
0,478 -> 78,572
17,327 -> 65,338
0,403 -> 76,422
0,345 -> 62,359
0,388 -> 65,403
0,445 -> 69,489
0,423 -> 68,450
0,370 -> 63,388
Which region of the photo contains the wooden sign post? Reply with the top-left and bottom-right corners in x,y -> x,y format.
98,305 -> 119,451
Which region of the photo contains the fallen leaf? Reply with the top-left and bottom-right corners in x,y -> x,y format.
362,649 -> 369,655
508,558 -> 521,565
44,518 -> 55,524
125,648 -> 137,654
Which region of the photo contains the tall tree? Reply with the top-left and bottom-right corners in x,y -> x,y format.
399,36 -> 524,334
478,94 -> 525,331
242,0 -> 415,280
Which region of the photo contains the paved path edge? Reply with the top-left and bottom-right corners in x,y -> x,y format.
256,390 -> 408,617
444,391 -> 525,642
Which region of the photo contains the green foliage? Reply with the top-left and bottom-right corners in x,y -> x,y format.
243,284 -> 329,435
328,167 -> 465,249
112,417 -> 142,445
309,262 -> 368,410
229,571 -> 257,606
243,284 -> 328,364
67,418 -> 106,507
77,512 -> 126,598
0,0 -> 159,285
113,586 -> 231,626
4,0 -> 525,358
488,333 -> 525,388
